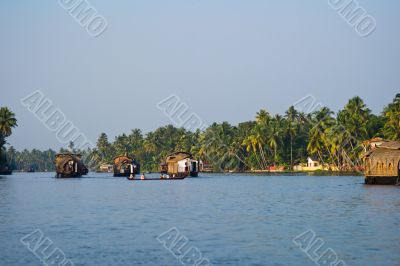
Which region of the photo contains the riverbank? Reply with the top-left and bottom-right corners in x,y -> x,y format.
207,170 -> 364,176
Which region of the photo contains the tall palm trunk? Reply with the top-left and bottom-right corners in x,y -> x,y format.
290,133 -> 293,171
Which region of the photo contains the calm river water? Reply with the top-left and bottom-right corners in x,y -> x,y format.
0,173 -> 399,266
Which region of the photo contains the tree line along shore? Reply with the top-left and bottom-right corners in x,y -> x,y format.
1,94 -> 399,173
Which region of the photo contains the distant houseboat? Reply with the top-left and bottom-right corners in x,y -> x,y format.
160,152 -> 199,178
199,160 -> 213,172
113,156 -> 140,177
55,153 -> 88,178
0,164 -> 12,175
363,138 -> 400,185
99,163 -> 113,173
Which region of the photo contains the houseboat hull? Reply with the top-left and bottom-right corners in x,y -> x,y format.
0,169 -> 12,175
56,173 -> 84,178
190,171 -> 198,177
365,176 -> 400,185
113,168 -> 140,177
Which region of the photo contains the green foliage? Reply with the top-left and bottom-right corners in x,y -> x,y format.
383,93 -> 400,141
0,107 -> 17,167
4,94 -> 399,172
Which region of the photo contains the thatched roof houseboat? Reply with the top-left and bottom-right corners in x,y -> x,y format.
160,152 -> 198,178
113,156 -> 140,177
0,164 -> 12,175
55,153 -> 88,178
363,139 -> 400,185
99,163 -> 113,173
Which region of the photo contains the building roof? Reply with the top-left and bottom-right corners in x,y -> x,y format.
307,156 -> 319,162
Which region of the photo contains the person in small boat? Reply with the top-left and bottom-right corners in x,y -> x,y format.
160,174 -> 165,179
140,173 -> 145,180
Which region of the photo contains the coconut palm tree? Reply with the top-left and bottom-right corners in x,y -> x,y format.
337,96 -> 370,140
0,107 -> 17,166
383,93 -> 400,141
285,106 -> 299,170
0,107 -> 17,137
256,109 -> 271,125
267,115 -> 283,161
307,107 -> 335,163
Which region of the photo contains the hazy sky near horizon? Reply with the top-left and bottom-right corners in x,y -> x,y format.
1,0 -> 399,150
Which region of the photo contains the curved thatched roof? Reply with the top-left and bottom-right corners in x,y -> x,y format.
377,141 -> 400,150
113,155 -> 133,167
55,153 -> 82,163
56,153 -> 82,158
165,152 -> 192,163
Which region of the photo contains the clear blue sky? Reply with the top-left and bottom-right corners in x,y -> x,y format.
1,0 -> 399,150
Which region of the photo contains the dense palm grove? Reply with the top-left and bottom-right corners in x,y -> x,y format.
3,94 -> 400,172
0,107 -> 18,172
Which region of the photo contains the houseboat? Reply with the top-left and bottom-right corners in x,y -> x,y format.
113,156 -> 140,177
199,160 -> 213,172
362,138 -> 400,185
98,163 -> 113,173
55,153 -> 88,178
160,152 -> 199,178
0,164 -> 12,175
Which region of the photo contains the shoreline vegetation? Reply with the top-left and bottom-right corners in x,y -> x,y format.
1,94 -> 400,173
10,169 -> 364,176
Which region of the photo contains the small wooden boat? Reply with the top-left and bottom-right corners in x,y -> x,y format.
126,176 -> 186,181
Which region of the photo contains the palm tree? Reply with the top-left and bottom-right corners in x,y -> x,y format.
0,107 -> 17,137
337,96 -> 370,140
336,96 -> 371,167
383,93 -> 400,141
307,107 -> 335,163
285,106 -> 299,170
0,107 -> 17,166
256,109 -> 271,125
267,115 -> 283,161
